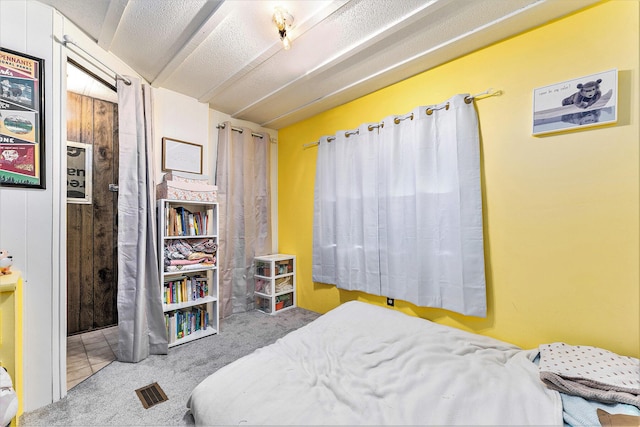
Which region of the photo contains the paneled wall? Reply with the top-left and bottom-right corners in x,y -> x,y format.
0,0 -> 64,411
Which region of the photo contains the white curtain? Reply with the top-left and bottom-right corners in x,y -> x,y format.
216,123 -> 272,318
116,77 -> 168,362
312,123 -> 380,295
313,94 -> 486,317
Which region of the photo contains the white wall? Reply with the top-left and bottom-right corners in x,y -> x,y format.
0,0 -> 64,411
153,88 -> 210,183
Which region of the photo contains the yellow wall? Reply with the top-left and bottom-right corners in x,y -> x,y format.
0,271 -> 24,426
278,0 -> 639,358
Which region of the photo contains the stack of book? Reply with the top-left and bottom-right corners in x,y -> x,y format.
164,307 -> 210,343
163,275 -> 209,304
165,205 -> 213,237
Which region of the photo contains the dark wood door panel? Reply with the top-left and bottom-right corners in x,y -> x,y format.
92,99 -> 118,329
67,92 -> 118,335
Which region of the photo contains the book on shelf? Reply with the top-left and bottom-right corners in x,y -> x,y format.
165,312 -> 177,344
179,207 -> 189,236
165,205 -> 170,236
186,214 -> 193,236
193,211 -> 208,235
206,208 -> 212,235
194,276 -> 209,296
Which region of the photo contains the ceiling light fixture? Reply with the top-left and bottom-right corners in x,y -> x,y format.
273,6 -> 294,50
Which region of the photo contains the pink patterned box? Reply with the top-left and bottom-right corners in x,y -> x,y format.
156,176 -> 217,202
162,171 -> 209,184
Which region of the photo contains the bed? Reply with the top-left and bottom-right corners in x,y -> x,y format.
187,301 -> 639,425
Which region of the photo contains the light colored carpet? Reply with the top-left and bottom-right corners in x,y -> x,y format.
20,307 -> 321,426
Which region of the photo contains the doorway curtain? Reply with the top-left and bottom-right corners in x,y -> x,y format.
313,94 -> 486,317
116,77 -> 168,362
216,122 -> 272,318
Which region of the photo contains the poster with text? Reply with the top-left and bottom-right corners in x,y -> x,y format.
67,141 -> 92,204
0,47 -> 45,188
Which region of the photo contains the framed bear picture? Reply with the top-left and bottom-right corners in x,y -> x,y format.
532,69 -> 617,136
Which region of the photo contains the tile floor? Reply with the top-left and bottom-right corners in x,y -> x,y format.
66,326 -> 118,390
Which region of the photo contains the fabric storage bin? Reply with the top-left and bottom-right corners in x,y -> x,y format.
162,171 -> 210,184
156,180 -> 218,202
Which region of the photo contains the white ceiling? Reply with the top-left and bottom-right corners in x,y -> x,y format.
40,0 -> 599,129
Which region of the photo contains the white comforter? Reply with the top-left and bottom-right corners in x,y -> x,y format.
187,301 -> 562,425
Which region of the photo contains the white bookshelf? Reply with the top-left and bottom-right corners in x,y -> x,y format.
157,199 -> 219,347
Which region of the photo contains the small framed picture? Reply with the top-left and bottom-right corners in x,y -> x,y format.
67,141 -> 92,204
162,137 -> 203,174
532,69 -> 617,136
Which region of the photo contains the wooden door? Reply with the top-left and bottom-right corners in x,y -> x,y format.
66,92 -> 119,335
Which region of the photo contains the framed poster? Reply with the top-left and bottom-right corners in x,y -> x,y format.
532,69 -> 617,136
67,141 -> 92,204
0,47 -> 45,188
162,137 -> 203,174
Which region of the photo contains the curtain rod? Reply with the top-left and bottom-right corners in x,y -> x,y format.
216,123 -> 263,138
302,88 -> 502,148
61,35 -> 132,85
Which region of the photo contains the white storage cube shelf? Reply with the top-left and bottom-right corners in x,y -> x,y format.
254,254 -> 296,315
158,199 -> 220,347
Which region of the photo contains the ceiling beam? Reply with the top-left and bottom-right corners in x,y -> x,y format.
230,0 -> 453,120
150,0 -> 225,87
196,0 -> 350,105
97,0 -> 128,51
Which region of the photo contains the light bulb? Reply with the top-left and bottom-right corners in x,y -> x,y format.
282,35 -> 291,50
273,7 -> 287,29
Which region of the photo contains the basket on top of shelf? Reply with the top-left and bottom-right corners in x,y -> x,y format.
157,171 -> 218,202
